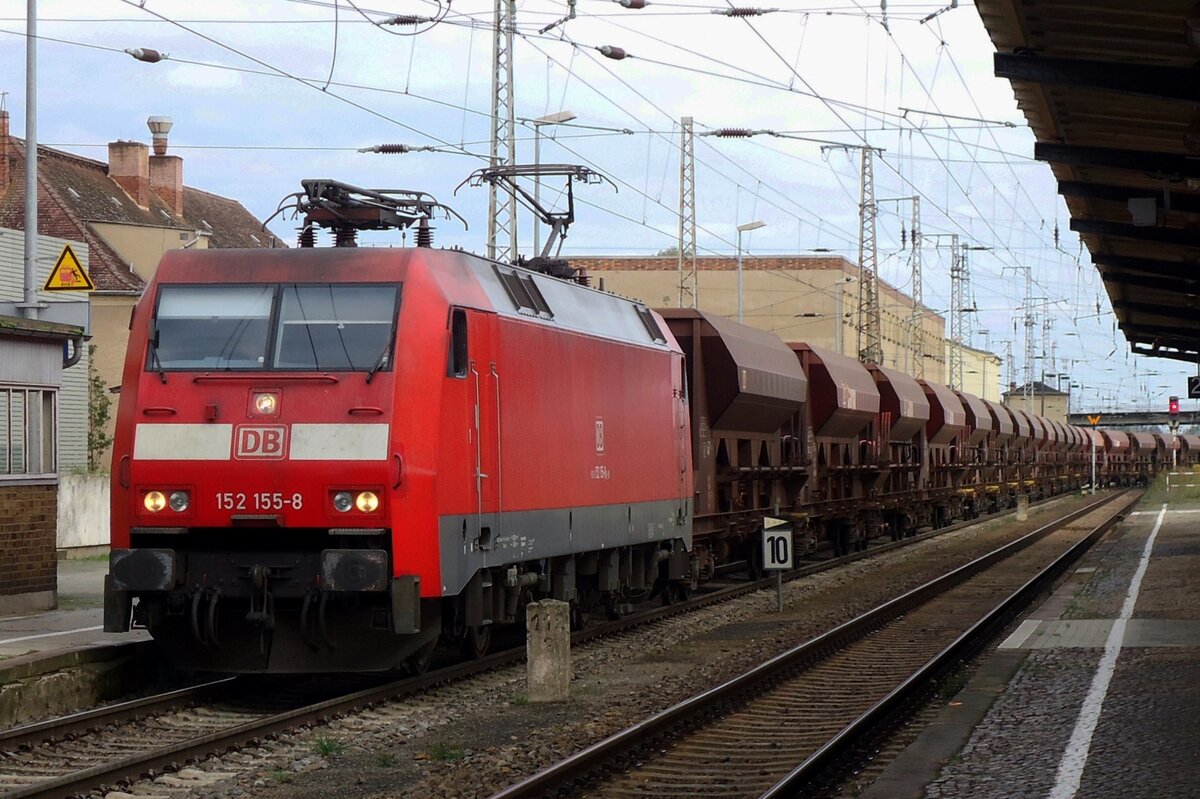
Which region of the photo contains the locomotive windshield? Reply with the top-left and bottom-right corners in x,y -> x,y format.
150,283 -> 399,372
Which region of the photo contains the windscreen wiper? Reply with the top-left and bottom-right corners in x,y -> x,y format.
148,329 -> 168,384
365,324 -> 397,384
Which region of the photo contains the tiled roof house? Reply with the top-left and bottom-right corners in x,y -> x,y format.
0,111 -> 283,295
0,111 -> 286,470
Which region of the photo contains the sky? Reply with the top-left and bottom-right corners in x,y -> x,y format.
0,0 -> 1193,413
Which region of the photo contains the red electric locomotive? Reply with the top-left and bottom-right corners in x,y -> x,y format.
104,223 -> 692,672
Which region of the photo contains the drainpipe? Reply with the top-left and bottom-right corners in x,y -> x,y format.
21,0 -> 39,319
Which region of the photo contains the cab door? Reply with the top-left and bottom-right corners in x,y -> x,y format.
468,310 -> 501,551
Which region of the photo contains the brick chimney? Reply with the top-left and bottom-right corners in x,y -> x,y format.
0,109 -> 9,194
147,116 -> 183,216
108,139 -> 151,207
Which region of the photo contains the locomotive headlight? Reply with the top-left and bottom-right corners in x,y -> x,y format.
169,491 -> 190,512
252,391 -> 279,416
144,491 -> 167,513
355,491 -> 379,513
333,491 -> 354,513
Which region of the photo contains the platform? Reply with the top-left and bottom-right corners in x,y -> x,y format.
0,558 -> 148,661
866,487 -> 1200,798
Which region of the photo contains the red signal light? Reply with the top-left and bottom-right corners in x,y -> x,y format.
1169,396 -> 1180,416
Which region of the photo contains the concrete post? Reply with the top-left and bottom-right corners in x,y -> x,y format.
1017,494 -> 1029,522
526,599 -> 571,702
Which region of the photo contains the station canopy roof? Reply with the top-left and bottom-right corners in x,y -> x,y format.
977,1 -> 1200,363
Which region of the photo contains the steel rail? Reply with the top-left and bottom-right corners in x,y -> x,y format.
0,678 -> 237,751
759,489 -> 1139,797
486,489 -> 1135,799
0,491 -> 1083,799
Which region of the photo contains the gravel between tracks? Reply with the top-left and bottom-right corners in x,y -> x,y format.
98,493 -> 1100,799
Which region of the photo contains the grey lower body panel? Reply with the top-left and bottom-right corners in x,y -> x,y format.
437,498 -> 691,596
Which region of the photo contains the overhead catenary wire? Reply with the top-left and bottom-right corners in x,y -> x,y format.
18,3 -> 1118,374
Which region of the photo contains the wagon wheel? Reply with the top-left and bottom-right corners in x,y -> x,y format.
747,544 -> 766,581
460,625 -> 492,660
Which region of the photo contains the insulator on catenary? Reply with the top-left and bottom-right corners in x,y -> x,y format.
125,48 -> 167,63
619,0 -> 649,8
598,45 -> 630,60
361,143 -> 414,154
382,15 -> 431,25
712,7 -> 775,16
713,128 -> 753,137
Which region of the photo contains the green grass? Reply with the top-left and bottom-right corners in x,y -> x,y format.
376,751 -> 398,768
270,767 -> 293,783
313,736 -> 346,758
938,668 -> 969,700
68,552 -> 111,563
428,742 -> 464,762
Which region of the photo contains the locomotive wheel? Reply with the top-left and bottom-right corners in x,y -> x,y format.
661,582 -> 692,606
406,639 -> 437,675
570,590 -> 600,631
460,625 -> 492,660
570,601 -> 591,631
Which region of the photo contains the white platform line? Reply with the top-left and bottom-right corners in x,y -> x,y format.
0,625 -> 103,646
999,619 -> 1042,650
1129,509 -> 1200,516
1048,503 -> 1166,799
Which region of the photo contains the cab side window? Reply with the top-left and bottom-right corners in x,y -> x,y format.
448,309 -> 468,378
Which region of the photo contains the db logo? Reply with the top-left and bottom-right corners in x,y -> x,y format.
235,425 -> 288,459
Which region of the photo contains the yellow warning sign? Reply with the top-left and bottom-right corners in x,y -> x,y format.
1087,414 -> 1102,426
43,244 -> 95,292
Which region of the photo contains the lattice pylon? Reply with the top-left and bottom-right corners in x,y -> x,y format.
487,0 -> 517,262
908,197 -> 924,378
856,148 -> 883,364
677,117 -> 697,308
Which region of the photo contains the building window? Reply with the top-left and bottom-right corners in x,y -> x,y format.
0,386 -> 57,477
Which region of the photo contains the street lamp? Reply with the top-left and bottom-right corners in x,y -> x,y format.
736,220 -> 766,322
532,111 -> 577,255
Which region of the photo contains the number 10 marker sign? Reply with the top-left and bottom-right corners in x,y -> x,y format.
762,516 -> 793,570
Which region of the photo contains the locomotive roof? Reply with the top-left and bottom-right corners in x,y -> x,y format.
153,247 -> 678,353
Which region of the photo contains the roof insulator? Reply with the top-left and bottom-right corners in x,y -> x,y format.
619,0 -> 649,8
382,15 -> 431,25
712,7 -> 776,16
125,48 -> 167,63
598,45 -> 630,60
713,128 -> 753,137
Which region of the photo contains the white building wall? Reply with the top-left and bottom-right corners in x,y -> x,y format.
57,473 -> 110,549
0,228 -> 90,471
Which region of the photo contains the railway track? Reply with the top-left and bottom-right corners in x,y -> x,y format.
0,493 -> 1078,799
488,489 -> 1139,799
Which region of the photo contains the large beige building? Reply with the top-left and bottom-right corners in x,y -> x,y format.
570,255 -> 1010,393
945,343 -> 1004,402
1004,381 -> 1069,423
